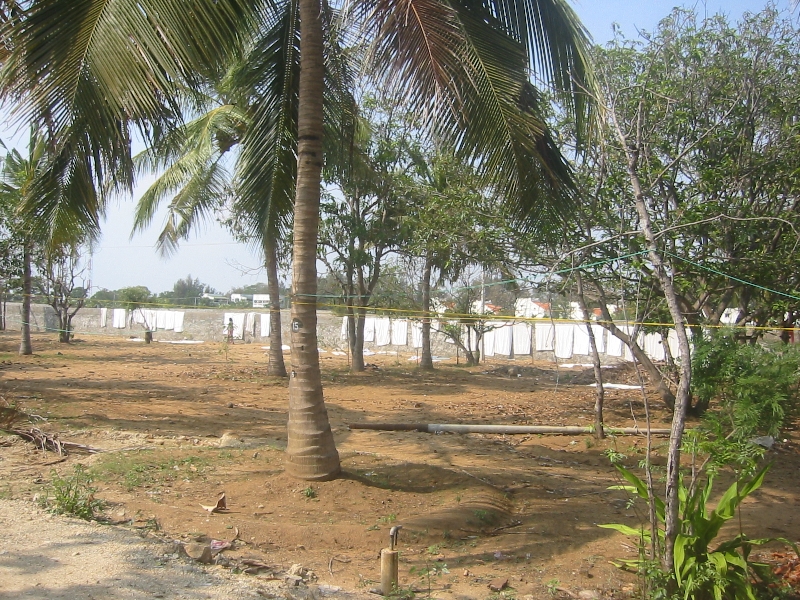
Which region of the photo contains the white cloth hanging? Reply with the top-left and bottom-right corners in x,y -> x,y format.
390,319 -> 408,346
112,308 -> 126,329
606,328 -> 624,357
131,308 -> 145,325
573,324 -> 591,355
482,328 -> 496,357
363,317 -> 375,343
245,312 -> 256,337
535,323 -> 554,351
411,322 -> 423,348
99,307 -> 107,328
340,316 -> 348,340
493,323 -> 512,357
619,326 -> 634,361
261,313 -> 271,337
512,322 -> 532,355
144,310 -> 157,331
374,317 -> 391,346
164,311 -> 176,331
591,324 -> 606,353
223,313 -> 246,339
667,329 -> 679,357
644,332 -> 666,361
554,323 -> 574,358
173,312 -> 185,333
155,310 -> 167,330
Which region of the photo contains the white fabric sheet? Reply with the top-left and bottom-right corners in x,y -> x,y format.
606,329 -> 624,357
622,326 -> 634,362
173,312 -> 185,333
244,312 -> 256,336
554,323 -> 574,359
591,325 -> 606,353
512,322 -> 532,355
390,319 -> 408,346
374,317 -> 391,346
340,316 -> 348,340
99,307 -> 107,328
644,332 -> 666,361
112,308 -> 126,329
164,311 -> 176,331
266,313 -> 276,338
493,323 -> 512,357
156,310 -> 167,330
223,313 -> 246,339
535,323 -> 554,351
482,328 -> 495,357
411,322 -> 423,348
363,317 -> 375,343
667,329 -> 679,357
573,324 -> 591,355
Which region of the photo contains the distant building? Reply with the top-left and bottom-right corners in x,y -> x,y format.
472,300 -> 502,315
515,298 -> 550,318
230,293 -> 253,303
202,293 -> 229,305
570,301 -> 616,321
252,294 -> 270,308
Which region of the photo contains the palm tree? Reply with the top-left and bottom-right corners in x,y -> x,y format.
0,131 -> 50,355
1,0 -> 593,481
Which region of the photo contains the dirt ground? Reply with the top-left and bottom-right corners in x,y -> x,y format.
1,331 -> 799,599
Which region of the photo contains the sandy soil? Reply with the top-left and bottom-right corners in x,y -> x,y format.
0,332 -> 798,599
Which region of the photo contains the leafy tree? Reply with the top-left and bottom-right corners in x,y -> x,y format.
35,244 -> 88,342
0,131 -> 52,354
170,275 -> 209,305
319,96 -> 417,372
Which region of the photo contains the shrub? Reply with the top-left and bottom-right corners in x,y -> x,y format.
39,464 -> 103,520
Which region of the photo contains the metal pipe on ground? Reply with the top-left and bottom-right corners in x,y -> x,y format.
348,423 -> 673,436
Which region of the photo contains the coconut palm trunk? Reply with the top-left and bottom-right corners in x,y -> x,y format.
265,237 -> 288,377
285,0 -> 340,480
19,241 -> 32,355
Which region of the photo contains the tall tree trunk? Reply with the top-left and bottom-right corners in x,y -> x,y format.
265,238 -> 287,377
19,242 -> 32,355
350,310 -> 365,372
420,255 -> 434,371
576,272 -> 603,439
614,110 -> 693,574
285,0 -> 340,481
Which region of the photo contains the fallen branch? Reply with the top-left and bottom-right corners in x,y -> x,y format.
328,555 -> 351,575
5,426 -> 100,455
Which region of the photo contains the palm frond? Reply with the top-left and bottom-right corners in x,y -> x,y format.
354,0 -> 583,231
1,0 -> 262,239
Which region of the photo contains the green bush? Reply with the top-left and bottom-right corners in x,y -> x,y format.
39,465 -> 103,520
601,463 -> 796,599
691,331 -> 800,472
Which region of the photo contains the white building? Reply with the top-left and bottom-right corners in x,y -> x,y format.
514,298 -> 549,318
252,294 -> 270,308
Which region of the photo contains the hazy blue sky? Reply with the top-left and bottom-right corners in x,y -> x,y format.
7,0 -> 796,294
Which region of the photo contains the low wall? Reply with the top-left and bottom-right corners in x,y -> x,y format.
4,302 -> 639,364
3,303 -> 455,356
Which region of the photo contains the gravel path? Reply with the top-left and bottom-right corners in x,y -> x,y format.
0,500 -> 364,600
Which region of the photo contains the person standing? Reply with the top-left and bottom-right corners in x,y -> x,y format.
227,317 -> 235,344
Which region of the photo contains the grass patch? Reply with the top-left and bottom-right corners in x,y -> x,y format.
93,450 -> 213,491
39,465 -> 103,520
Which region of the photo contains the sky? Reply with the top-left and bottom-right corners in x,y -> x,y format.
4,0 -> 796,295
